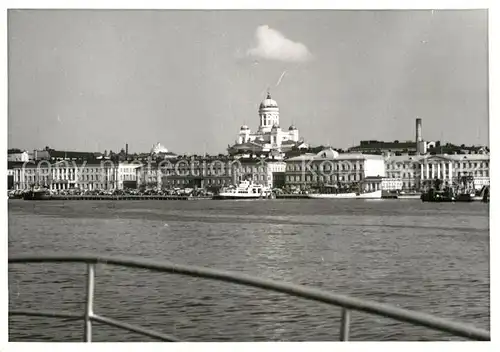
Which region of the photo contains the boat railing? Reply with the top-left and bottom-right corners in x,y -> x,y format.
8,253 -> 490,342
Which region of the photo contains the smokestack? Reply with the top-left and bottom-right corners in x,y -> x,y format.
416,118 -> 422,142
125,143 -> 129,159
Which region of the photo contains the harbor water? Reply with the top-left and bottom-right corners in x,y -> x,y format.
8,199 -> 489,341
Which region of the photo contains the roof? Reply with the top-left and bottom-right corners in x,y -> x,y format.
7,161 -> 27,169
228,141 -> 267,150
349,141 -> 416,151
47,150 -> 101,159
8,149 -> 26,154
287,151 -> 384,162
385,154 -> 490,162
281,140 -> 301,146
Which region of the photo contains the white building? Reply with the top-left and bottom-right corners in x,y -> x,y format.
233,158 -> 287,189
149,142 -> 178,159
285,148 -> 386,191
385,153 -> 490,191
11,160 -> 143,191
117,162 -> 142,189
228,92 -> 307,156
380,177 -> 403,191
8,150 -> 29,162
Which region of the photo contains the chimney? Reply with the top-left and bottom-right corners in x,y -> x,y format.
415,118 -> 422,142
125,143 -> 129,159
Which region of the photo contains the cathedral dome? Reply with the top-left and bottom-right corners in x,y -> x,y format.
151,142 -> 168,154
259,92 -> 278,109
271,123 -> 280,130
288,124 -> 297,131
240,125 -> 249,130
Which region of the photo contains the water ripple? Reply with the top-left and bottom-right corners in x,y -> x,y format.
8,199 -> 489,341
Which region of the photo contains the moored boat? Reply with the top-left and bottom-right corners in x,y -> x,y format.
420,190 -> 455,202
308,189 -> 382,199
23,189 -> 52,201
212,180 -> 273,200
398,194 -> 422,200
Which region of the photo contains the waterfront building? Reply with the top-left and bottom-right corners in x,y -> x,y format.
136,162 -> 163,189
134,154 -> 286,190
136,156 -> 234,190
11,160 -> 124,191
164,156 -> 234,189
227,92 -> 308,157
233,157 -> 287,189
284,148 -> 386,191
385,153 -> 490,191
117,162 -> 142,189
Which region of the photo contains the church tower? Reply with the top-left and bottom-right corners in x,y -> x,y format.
258,92 -> 280,133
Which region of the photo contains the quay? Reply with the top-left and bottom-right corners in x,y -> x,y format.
275,194 -> 309,199
49,195 -> 212,201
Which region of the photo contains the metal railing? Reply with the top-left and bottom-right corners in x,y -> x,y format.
9,253 -> 490,342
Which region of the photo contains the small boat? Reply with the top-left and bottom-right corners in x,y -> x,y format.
455,193 -> 477,202
420,189 -> 455,202
398,194 -> 422,200
307,189 -> 382,199
212,180 -> 273,200
23,189 -> 52,201
381,191 -> 398,199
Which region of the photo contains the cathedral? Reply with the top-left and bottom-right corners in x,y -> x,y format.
227,92 -> 307,157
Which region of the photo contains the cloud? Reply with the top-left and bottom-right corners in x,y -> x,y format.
247,25 -> 312,63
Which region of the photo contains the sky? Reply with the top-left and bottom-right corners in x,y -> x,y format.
8,9 -> 489,154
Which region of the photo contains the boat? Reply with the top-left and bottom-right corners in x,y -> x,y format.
398,194 -> 422,200
212,180 -> 273,200
308,189 -> 382,199
420,187 -> 455,202
23,188 -> 52,201
381,190 -> 422,200
381,190 -> 398,199
455,192 -> 477,202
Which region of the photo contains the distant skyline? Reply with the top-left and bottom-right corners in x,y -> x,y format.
8,9 -> 489,154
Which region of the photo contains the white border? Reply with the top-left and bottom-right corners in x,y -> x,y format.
2,1 -> 497,352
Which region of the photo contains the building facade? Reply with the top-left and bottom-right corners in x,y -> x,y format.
385,153 -> 490,191
8,150 -> 30,162
136,157 -> 235,190
117,162 -> 142,189
232,157 -> 286,189
285,148 -> 386,191
134,155 -> 287,190
10,160 -> 138,191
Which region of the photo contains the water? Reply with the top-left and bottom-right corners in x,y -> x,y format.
8,199 -> 490,341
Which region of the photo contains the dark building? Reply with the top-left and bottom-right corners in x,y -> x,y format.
348,140 -> 417,154
33,147 -> 103,162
